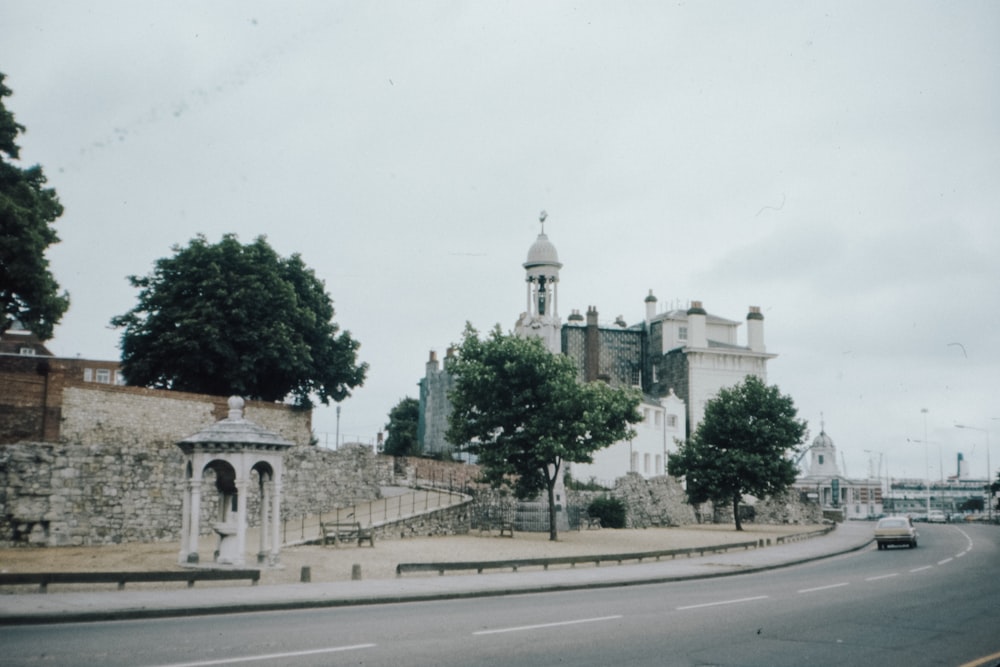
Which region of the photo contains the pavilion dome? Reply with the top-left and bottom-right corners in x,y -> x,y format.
524,233 -> 562,269
812,430 -> 835,449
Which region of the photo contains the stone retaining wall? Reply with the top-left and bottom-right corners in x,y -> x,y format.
0,441 -> 383,548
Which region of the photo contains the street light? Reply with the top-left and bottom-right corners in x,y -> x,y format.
956,424 -> 992,522
922,408 -> 930,516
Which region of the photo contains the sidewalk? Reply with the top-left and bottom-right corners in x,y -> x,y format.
0,522 -> 873,625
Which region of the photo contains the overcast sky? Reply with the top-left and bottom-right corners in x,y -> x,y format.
3,1 -> 998,483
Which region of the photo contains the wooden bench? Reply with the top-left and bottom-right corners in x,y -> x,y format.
0,569 -> 260,593
498,520 -> 515,537
320,521 -> 374,547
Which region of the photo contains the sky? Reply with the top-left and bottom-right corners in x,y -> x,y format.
3,1 -> 999,483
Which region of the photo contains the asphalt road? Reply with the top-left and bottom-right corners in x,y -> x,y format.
3,524 -> 998,667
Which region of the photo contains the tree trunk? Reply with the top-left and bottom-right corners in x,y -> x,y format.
733,494 -> 743,531
547,480 -> 558,541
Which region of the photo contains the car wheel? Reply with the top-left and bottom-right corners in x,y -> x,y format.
910,540 -> 917,548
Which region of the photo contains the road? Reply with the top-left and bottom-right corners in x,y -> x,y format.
3,524 -> 998,667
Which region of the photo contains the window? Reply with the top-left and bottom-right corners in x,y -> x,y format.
631,451 -> 638,473
83,368 -> 93,382
678,326 -> 688,340
114,371 -> 127,385
644,453 -> 651,473
19,346 -> 36,356
95,369 -> 111,384
643,408 -> 650,424
655,454 -> 662,474
818,454 -> 824,465
654,411 -> 662,427
667,414 -> 678,428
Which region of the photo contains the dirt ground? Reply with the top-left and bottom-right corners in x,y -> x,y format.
0,523 -> 819,590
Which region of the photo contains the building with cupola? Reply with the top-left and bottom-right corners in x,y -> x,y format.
417,218 -> 774,483
792,425 -> 884,520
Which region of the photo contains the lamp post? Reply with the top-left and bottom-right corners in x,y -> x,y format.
956,424 -> 992,522
922,408 -> 930,516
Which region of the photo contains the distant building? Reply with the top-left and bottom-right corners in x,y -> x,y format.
793,427 -> 884,519
418,221 -> 774,481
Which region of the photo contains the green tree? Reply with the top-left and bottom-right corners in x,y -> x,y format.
111,234 -> 367,408
384,397 -> 420,456
446,324 -> 642,540
0,72 -> 69,339
668,375 -> 807,531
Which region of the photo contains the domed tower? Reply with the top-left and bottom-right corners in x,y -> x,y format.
807,426 -> 841,478
515,212 -> 563,353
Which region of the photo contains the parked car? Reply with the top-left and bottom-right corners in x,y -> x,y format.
927,510 -> 947,523
874,516 -> 918,550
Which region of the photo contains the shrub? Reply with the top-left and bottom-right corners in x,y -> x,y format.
588,496 -> 626,528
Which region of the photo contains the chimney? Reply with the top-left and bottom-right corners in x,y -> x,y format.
746,306 -> 765,352
585,306 -> 600,382
686,300 -> 707,348
644,289 -> 657,322
426,350 -> 440,374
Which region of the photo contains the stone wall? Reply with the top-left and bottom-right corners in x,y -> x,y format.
0,441 -> 384,548
374,500 -> 473,540
59,385 -> 312,447
570,474 -> 820,529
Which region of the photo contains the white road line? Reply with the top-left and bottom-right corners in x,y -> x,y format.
956,552 -> 966,558
938,557 -> 953,565
676,595 -> 768,611
910,565 -> 933,573
474,615 -> 623,636
865,573 -> 899,581
798,582 -> 849,594
148,644 -> 377,667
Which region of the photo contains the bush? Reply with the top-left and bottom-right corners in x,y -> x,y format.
588,496 -> 626,528
564,472 -> 610,491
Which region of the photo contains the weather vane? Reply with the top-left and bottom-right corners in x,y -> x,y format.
539,210 -> 547,234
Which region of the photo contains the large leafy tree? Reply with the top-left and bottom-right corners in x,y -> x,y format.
668,375 -> 807,531
383,397 -> 419,456
111,234 -> 367,408
0,72 -> 69,339
446,324 -> 642,540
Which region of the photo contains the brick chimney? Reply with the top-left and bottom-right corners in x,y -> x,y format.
585,306 -> 600,382
746,306 -> 765,352
686,300 -> 707,348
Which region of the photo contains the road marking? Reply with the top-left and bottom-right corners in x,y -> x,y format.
676,595 -> 768,611
938,557 -> 953,565
865,573 -> 899,581
957,648 -> 1000,667
474,615 -> 623,636
910,565 -> 933,572
797,582 -> 849,594
148,644 -> 377,667
955,552 -> 966,558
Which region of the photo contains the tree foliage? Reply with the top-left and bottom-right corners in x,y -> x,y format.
383,397 -> 420,456
111,234 -> 367,408
668,375 -> 807,530
446,324 -> 642,540
0,72 -> 69,339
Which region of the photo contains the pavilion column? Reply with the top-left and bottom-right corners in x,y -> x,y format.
257,477 -> 270,564
178,474 -> 192,565
235,478 -> 249,567
187,472 -> 203,564
270,478 -> 283,565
